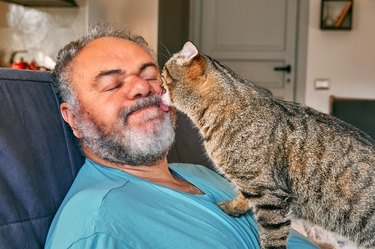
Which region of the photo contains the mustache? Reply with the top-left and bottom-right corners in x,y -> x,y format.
120,96 -> 162,121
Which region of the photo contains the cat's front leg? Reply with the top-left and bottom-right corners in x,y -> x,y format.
218,192 -> 252,216
254,192 -> 291,249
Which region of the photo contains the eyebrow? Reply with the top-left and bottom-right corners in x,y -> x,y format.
140,62 -> 158,72
95,69 -> 126,80
94,63 -> 158,81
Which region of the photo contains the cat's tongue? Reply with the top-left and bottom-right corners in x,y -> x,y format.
159,102 -> 170,112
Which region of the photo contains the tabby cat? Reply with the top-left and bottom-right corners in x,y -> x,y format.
160,41 -> 375,249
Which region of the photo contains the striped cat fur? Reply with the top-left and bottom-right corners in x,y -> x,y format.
160,41 -> 375,249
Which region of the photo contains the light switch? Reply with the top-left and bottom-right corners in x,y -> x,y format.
314,79 -> 330,90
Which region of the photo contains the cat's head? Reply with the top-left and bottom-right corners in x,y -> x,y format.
160,41 -> 214,113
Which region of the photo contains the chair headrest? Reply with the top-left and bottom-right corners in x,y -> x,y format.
0,69 -> 84,248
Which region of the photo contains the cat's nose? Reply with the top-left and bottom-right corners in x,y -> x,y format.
160,81 -> 167,94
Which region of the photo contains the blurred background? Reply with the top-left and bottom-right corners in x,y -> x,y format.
0,0 -> 374,114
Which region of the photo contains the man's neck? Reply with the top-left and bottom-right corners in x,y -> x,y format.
83,146 -> 204,195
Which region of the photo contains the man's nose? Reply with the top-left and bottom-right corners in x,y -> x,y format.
126,75 -> 154,99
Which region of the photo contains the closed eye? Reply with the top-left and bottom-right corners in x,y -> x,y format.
103,83 -> 122,92
94,69 -> 126,92
100,79 -> 124,92
140,64 -> 159,83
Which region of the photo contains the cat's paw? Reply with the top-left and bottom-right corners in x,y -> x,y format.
218,200 -> 245,217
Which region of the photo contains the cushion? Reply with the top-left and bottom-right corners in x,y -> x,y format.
0,69 -> 84,248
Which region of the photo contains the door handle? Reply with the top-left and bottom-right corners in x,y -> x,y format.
273,64 -> 291,73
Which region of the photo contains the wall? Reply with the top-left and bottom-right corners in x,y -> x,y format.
158,0 -> 190,67
0,0 -> 159,69
88,0 -> 159,52
305,0 -> 375,113
0,1 -> 87,69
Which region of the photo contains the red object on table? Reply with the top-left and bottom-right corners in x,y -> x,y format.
28,60 -> 40,70
11,57 -> 29,69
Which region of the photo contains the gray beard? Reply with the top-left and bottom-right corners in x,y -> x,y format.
75,97 -> 176,166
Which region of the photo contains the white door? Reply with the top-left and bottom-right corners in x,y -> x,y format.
190,0 -> 298,101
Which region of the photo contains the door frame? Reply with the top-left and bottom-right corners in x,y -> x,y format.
189,0 -> 309,104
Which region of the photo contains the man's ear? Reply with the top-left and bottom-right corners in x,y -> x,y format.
60,103 -> 83,138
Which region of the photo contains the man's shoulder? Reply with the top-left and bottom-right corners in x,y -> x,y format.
46,163 -> 132,248
66,160 -> 130,201
55,160 -> 131,221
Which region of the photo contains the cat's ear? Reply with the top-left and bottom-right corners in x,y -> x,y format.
177,41 -> 199,66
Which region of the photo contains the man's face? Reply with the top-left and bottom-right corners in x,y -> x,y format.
67,37 -> 176,166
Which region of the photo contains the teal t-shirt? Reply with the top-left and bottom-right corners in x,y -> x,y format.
45,159 -> 317,249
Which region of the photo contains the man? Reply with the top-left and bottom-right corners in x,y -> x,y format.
45,24 -> 318,248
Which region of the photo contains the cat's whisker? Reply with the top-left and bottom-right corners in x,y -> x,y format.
159,53 -> 171,61
158,41 -> 172,57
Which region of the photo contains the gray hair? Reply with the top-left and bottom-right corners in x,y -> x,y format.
52,23 -> 156,110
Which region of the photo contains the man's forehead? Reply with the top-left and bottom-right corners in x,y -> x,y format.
69,37 -> 157,87
71,37 -> 155,71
